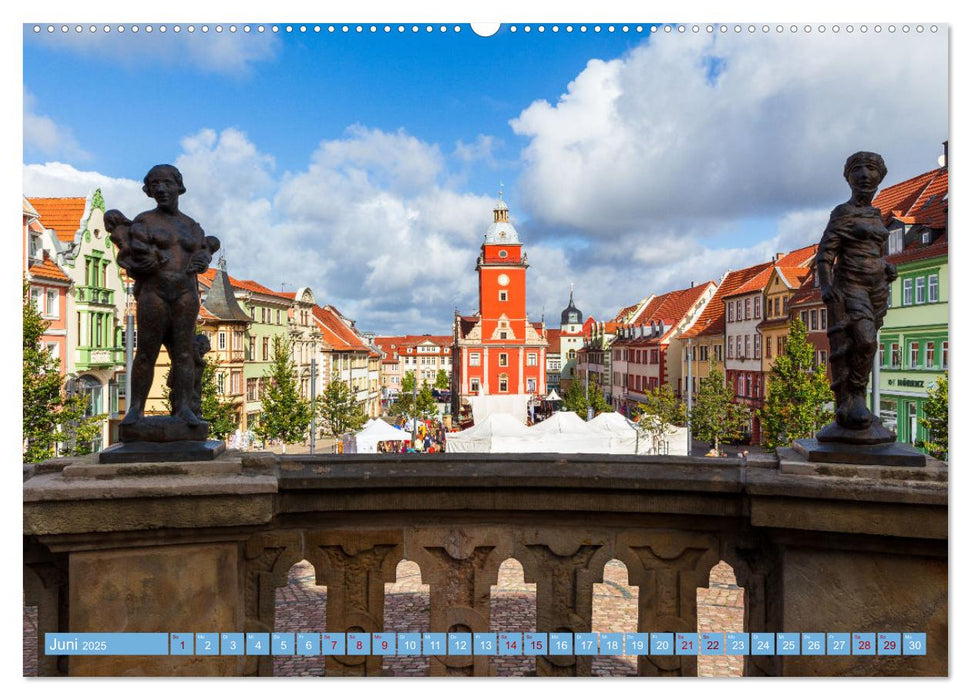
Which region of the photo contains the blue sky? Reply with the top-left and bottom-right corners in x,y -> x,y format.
22,18 -> 949,337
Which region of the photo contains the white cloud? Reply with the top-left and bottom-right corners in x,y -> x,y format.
511,30 -> 948,236
23,89 -> 89,160
25,28 -> 278,77
23,161 -> 143,213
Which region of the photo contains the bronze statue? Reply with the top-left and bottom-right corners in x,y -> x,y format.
105,165 -> 219,434
816,152 -> 897,443
166,333 -> 211,420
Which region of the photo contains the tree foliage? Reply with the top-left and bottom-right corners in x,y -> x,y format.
255,335 -> 312,448
23,280 -> 105,463
562,377 -> 612,419
916,372 -> 948,461
199,357 -> 240,439
636,384 -> 687,454
161,333 -> 239,439
691,367 -> 750,452
390,371 -> 438,420
759,318 -> 834,448
434,369 -> 449,390
317,377 -> 368,438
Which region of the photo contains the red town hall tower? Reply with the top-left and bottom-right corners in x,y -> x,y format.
452,192 -> 548,424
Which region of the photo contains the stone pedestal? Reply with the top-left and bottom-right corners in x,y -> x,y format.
100,439 -> 225,464
68,543 -> 242,676
793,438 -> 928,467
118,415 -> 210,443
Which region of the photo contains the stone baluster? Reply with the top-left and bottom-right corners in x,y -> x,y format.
242,530 -> 305,676
720,538 -> 779,677
305,530 -> 402,677
617,532 -> 720,676
408,527 -> 512,676
519,533 -> 611,676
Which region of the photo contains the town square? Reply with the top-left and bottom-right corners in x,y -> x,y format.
19,6 -> 950,687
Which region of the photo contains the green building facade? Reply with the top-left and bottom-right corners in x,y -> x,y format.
878,245 -> 948,448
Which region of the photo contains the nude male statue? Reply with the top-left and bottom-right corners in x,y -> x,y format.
105,165 -> 219,429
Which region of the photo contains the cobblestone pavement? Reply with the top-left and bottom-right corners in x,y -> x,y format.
23,558 -> 744,678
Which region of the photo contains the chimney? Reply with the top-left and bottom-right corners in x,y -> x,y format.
776,252 -> 784,262
942,140 -> 948,168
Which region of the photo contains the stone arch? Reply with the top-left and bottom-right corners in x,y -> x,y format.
696,559 -> 744,677
273,558 -> 328,677
489,557 -> 536,676
382,559 -> 430,676
591,558 -> 638,676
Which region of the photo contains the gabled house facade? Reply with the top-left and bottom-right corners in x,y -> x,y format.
873,156 -> 948,448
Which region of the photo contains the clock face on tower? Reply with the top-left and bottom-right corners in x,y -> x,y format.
497,274 -> 510,286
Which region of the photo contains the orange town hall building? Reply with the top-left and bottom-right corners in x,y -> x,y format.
452,193 -> 548,423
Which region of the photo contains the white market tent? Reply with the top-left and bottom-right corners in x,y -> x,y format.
528,410 -> 610,453
344,419 -> 412,454
445,413 -> 534,453
586,412 -> 688,455
586,412 -> 644,454
544,389 -> 562,402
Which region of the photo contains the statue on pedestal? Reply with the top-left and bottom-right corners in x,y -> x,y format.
814,151 -> 897,445
101,165 -> 223,459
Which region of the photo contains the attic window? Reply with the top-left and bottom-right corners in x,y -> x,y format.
922,231 -> 932,245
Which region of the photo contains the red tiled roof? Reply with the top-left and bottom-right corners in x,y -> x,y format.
789,268 -> 823,307
197,305 -> 219,321
726,245 -> 818,298
873,167 -> 948,229
27,257 -> 71,283
632,282 -> 712,341
198,268 -> 293,300
611,302 -> 641,323
681,261 -> 773,339
774,266 -> 811,289
28,197 -> 87,243
546,328 -> 562,354
313,305 -> 369,352
887,234 -> 948,265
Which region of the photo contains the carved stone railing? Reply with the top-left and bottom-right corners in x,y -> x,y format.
23,449 -> 948,677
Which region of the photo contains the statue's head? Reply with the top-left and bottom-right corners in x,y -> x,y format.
142,164 -> 187,197
843,152 -> 887,184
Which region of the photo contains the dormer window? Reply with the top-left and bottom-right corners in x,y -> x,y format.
888,228 -> 904,255
922,231 -> 932,245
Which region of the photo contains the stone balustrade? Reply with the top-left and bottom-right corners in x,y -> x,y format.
23,448 -> 948,677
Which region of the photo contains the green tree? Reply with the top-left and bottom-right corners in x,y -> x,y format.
390,372 -> 438,421
161,334 -> 239,439
198,357 -> 240,439
916,372 -> 947,461
691,367 -> 750,453
255,335 -> 312,452
23,280 -> 105,462
562,377 -> 612,419
758,318 -> 834,448
317,378 -> 368,438
636,384 -> 687,454
434,369 -> 449,390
